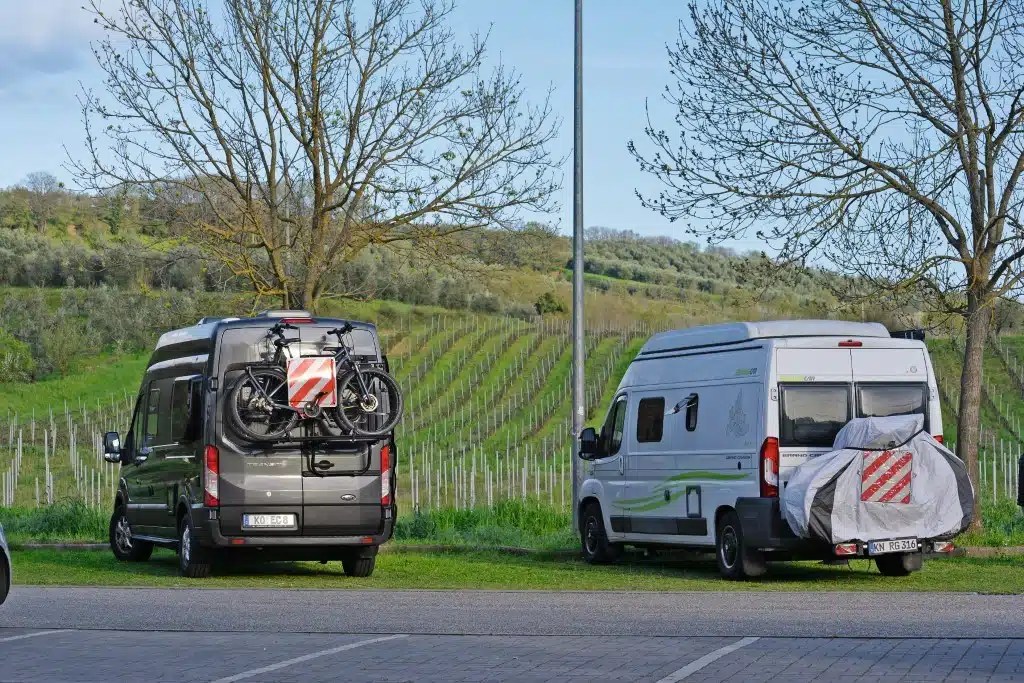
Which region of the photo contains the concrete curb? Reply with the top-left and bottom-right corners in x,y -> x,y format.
13,543 -> 1024,559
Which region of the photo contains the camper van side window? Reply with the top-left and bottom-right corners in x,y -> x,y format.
636,397 -> 665,443
144,388 -> 161,444
170,380 -> 191,442
685,395 -> 699,432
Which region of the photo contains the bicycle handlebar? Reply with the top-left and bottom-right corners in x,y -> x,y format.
328,323 -> 354,337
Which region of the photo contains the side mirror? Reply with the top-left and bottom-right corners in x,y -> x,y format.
103,432 -> 121,463
579,427 -> 599,459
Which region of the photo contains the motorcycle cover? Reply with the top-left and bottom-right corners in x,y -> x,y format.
781,415 -> 974,544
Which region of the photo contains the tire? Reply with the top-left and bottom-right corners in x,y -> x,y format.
109,504 -> 153,562
875,552 -> 920,577
342,554 -> 376,577
229,367 -> 298,441
334,369 -> 403,436
0,555 -> 9,606
178,514 -> 212,579
716,510 -> 766,580
580,502 -> 621,564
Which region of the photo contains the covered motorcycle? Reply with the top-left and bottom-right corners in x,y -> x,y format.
781,415 -> 974,546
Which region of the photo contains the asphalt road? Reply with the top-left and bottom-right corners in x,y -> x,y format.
1,588 -> 1023,682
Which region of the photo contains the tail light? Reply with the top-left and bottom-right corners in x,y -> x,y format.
380,444 -> 391,506
759,437 -> 779,498
281,317 -> 314,324
932,541 -> 954,553
835,542 -> 859,556
933,435 -> 943,444
838,340 -> 863,347
204,445 -> 219,508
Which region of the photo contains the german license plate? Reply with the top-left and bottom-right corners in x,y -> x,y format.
868,538 -> 918,555
242,514 -> 296,529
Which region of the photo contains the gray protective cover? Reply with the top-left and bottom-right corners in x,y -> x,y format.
781,416 -> 974,544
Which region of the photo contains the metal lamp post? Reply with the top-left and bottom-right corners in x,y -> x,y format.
571,0 -> 585,534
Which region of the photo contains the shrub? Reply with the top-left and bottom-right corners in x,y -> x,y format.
534,291 -> 566,315
0,329 -> 35,381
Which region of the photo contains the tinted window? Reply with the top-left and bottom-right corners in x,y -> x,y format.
858,384 -> 927,425
170,379 -> 191,441
780,384 -> 849,447
145,388 -> 161,444
217,325 -> 379,376
636,398 -> 665,443
601,396 -> 628,457
610,399 -> 627,455
685,394 -> 699,432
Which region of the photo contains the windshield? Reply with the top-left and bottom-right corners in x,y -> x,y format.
779,384 -> 850,448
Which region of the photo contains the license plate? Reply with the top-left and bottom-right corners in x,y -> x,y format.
868,538 -> 918,555
242,514 -> 296,529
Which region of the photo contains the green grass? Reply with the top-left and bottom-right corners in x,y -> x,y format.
0,502 -> 108,544
394,500 -> 576,551
0,352 -> 148,417
8,547 -> 1024,592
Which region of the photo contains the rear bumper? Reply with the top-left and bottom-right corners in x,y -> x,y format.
736,497 -> 831,559
197,509 -> 395,551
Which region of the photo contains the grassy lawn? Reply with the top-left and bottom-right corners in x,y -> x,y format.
8,547 -> 1024,593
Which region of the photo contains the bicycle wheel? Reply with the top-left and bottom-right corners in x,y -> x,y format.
334,369 -> 403,436
228,367 -> 298,440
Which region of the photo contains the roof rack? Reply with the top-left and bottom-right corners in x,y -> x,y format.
890,328 -> 925,341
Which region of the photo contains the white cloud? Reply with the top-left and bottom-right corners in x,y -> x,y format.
0,0 -> 102,87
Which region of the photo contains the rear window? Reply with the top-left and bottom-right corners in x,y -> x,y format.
217,324 -> 378,376
858,384 -> 927,425
780,384 -> 849,448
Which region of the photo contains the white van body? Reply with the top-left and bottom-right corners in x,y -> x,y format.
577,320 -> 943,573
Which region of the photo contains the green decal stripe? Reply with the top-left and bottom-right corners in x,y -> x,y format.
612,472 -> 752,507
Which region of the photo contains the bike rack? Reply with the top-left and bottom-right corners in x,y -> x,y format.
220,361 -> 397,446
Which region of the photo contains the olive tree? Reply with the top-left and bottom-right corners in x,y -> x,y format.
73,0 -> 560,310
631,0 -> 1024,528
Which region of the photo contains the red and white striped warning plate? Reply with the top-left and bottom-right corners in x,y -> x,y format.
286,357 -> 337,409
861,449 -> 912,504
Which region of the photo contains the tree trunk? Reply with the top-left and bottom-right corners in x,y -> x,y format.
956,289 -> 990,532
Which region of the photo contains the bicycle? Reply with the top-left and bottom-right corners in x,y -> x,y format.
228,322 -> 403,440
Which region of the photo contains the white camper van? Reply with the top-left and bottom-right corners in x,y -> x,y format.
576,320 -> 944,579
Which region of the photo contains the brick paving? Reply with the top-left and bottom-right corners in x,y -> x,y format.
2,629 -> 1024,683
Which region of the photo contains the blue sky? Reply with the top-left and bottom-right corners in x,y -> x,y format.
0,0 -> 760,251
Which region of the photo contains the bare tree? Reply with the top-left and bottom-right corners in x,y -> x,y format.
72,0 -> 560,311
21,171 -> 64,231
631,0 -> 1024,528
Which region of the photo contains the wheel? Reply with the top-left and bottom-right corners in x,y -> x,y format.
875,552 -> 921,577
716,510 -> 766,580
178,514 -> 212,579
0,554 -> 9,606
580,502 -> 621,564
342,553 -> 377,577
109,504 -> 153,562
229,367 -> 298,440
334,369 -> 403,436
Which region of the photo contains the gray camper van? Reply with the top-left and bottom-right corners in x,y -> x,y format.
102,310 -> 398,578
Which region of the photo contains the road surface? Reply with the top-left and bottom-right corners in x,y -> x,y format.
1,587 -> 1022,681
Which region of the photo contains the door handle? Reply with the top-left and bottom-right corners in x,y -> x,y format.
618,457 -> 624,475
314,460 -> 335,470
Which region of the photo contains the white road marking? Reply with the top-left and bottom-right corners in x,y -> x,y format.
655,636 -> 760,683
208,634 -> 407,683
0,629 -> 70,644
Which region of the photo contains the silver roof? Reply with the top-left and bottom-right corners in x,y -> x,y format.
641,320 -> 890,355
